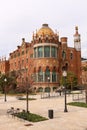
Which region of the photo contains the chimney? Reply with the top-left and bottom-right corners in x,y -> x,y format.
61,37 -> 67,44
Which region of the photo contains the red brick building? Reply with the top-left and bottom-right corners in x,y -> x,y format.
82,60 -> 87,85
0,57 -> 9,74
0,24 -> 82,92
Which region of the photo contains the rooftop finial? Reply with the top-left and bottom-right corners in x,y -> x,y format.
42,24 -> 48,27
75,26 -> 78,30
75,26 -> 78,34
22,38 -> 25,42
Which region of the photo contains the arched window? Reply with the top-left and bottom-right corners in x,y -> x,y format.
70,52 -> 73,59
45,67 -> 50,82
45,87 -> 51,92
65,63 -> 68,71
32,67 -> 36,82
37,87 -> 43,92
44,46 -> 50,57
62,50 -> 66,59
52,67 -> 56,82
38,67 -> 43,82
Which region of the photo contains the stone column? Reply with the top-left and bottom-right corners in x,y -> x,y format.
50,46 -> 51,57
43,46 -> 44,57
56,73 -> 58,82
50,72 -> 52,82
36,73 -> 38,82
36,47 -> 38,58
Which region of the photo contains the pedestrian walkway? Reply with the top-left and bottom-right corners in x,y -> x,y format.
0,94 -> 87,130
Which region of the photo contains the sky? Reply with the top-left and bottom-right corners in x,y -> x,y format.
0,0 -> 87,59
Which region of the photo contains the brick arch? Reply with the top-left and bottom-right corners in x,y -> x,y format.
38,66 -> 42,72
52,66 -> 57,71
62,62 -> 69,71
44,66 -> 50,71
37,66 -> 44,72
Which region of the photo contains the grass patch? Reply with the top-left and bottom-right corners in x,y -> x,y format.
18,97 -> 36,100
68,102 -> 87,108
15,111 -> 48,122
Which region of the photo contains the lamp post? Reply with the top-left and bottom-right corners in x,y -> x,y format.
25,67 -> 29,113
26,84 -> 29,113
62,71 -> 68,112
4,78 -> 7,102
47,77 -> 50,97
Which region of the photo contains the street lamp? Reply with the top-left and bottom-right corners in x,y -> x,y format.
62,70 -> 68,112
47,77 -> 50,97
26,84 -> 29,113
4,78 -> 7,102
25,68 -> 29,113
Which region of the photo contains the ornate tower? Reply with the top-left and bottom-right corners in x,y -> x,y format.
74,26 -> 81,51
74,26 -> 82,84
32,24 -> 59,92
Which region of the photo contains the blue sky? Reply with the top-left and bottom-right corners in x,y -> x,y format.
0,0 -> 87,59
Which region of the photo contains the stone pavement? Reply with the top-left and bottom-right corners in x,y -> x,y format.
0,94 -> 87,130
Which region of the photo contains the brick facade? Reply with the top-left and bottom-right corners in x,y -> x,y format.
82,60 -> 87,84
0,24 -> 82,92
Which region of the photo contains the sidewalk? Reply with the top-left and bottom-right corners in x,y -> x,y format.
0,94 -> 87,130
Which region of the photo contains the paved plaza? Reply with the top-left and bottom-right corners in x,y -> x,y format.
0,93 -> 87,130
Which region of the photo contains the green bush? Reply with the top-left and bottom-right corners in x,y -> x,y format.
68,102 -> 87,108
17,97 -> 36,100
15,112 -> 48,122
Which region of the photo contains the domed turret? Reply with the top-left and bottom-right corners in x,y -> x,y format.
37,24 -> 54,36
33,24 -> 59,44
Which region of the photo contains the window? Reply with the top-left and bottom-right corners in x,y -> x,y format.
14,54 -> 16,58
51,46 -> 57,57
14,62 -> 16,67
11,55 -> 13,59
70,52 -> 73,59
30,54 -> 33,58
44,46 -> 50,57
22,60 -> 24,66
26,49 -> 28,54
34,48 -> 37,58
22,51 -> 24,55
26,58 -> 28,63
38,67 -> 43,82
62,50 -> 66,59
38,46 -> 43,57
18,61 -> 21,69
45,67 -> 50,82
52,68 -> 56,82
18,52 -> 20,56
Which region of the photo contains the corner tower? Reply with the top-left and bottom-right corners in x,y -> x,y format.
74,26 -> 82,84
74,26 -> 81,51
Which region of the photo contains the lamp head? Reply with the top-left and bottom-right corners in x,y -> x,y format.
4,78 -> 7,82
63,71 -> 67,77
47,77 -> 50,81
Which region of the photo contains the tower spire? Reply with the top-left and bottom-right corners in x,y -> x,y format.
74,26 -> 81,51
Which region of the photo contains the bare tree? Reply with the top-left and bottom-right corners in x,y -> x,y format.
16,58 -> 35,112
